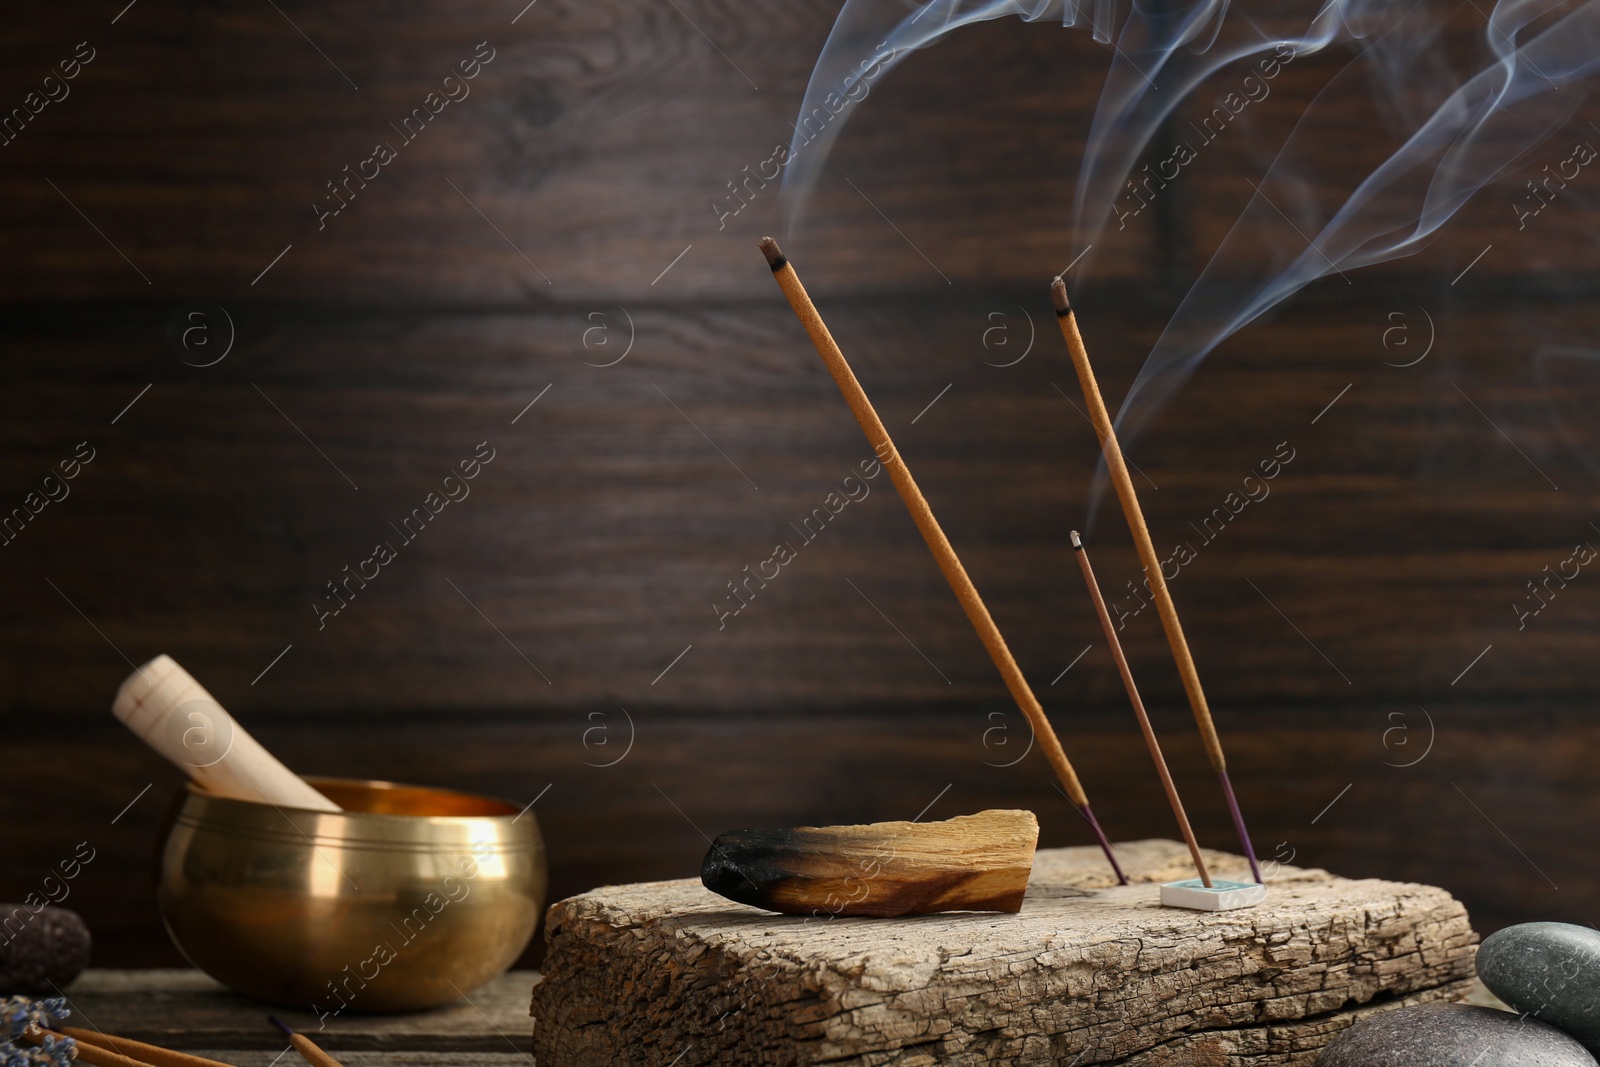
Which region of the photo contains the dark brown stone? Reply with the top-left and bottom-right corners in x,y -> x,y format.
0,904 -> 91,995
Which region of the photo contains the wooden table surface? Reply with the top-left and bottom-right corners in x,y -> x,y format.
45,965 -> 1505,1065
53,970 -> 540,1065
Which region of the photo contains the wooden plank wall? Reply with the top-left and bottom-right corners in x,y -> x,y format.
2,0 -> 1598,967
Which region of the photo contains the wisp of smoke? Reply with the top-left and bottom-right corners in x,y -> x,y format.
782,0 -> 1600,451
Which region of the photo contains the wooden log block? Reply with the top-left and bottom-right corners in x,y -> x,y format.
528,839 -> 1478,1066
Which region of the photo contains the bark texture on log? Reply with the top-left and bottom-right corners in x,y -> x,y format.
528,839 -> 1477,1066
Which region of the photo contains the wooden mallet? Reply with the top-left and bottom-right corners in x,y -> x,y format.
112,655 -> 339,813
761,237 -> 1125,883
1051,277 -> 1262,883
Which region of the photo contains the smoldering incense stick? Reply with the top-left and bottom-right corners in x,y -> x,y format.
1051,277 -> 1263,884
760,236 -> 1125,884
1072,531 -> 1211,886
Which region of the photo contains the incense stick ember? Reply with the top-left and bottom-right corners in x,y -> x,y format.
760,237 -> 1124,884
702,810 -> 1039,917
1072,532 -> 1211,887
1051,277 -> 1263,884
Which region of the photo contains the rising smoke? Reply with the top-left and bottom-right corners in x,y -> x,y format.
781,0 -> 1600,444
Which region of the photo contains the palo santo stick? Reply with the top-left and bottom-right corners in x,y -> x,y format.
268,1018 -> 343,1067
113,655 -> 340,812
761,237 -> 1123,883
1051,278 -> 1261,883
1072,532 -> 1211,886
52,1029 -> 238,1067
702,809 -> 1039,916
24,1028 -> 154,1067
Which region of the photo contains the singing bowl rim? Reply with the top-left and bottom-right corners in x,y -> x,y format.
167,777 -> 543,851
180,774 -> 527,818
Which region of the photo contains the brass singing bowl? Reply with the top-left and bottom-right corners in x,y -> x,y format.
157,776 -> 546,1012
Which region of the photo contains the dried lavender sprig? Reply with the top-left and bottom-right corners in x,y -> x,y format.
0,997 -> 74,1067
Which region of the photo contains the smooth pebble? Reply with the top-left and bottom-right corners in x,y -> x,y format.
1478,921 -> 1600,1053
1318,1002 -> 1597,1067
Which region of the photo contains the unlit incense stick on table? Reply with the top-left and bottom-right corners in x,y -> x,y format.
1051,277 -> 1262,883
51,1028 -> 238,1067
761,236 -> 1125,883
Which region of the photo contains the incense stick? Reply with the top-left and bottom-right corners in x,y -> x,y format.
53,1029 -> 238,1067
1051,277 -> 1263,884
760,237 -> 1125,884
268,1018 -> 343,1067
23,1028 -> 155,1067
1071,531 -> 1211,886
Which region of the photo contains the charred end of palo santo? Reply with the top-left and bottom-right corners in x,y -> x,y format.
701,809 -> 1039,917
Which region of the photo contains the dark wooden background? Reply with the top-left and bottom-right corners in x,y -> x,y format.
3,0 -> 1599,970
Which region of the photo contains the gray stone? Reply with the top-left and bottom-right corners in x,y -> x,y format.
1479,922 -> 1600,1053
1317,1002 -> 1596,1067
0,904 -> 91,994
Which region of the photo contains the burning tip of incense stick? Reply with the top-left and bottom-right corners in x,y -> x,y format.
758,236 -> 786,271
1070,530 -> 1084,551
1049,276 -> 1071,315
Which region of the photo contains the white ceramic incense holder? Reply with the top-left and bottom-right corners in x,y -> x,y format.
1160,878 -> 1267,911
113,654 -> 340,812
